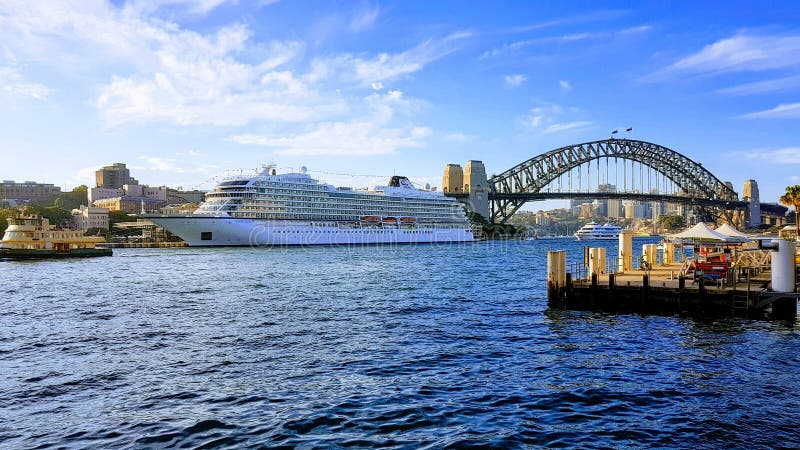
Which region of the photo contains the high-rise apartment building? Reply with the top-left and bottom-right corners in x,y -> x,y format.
95,163 -> 138,189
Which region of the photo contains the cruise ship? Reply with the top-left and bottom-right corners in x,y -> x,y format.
574,222 -> 622,241
147,166 -> 474,246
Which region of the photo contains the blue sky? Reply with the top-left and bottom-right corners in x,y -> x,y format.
1,0 -> 800,210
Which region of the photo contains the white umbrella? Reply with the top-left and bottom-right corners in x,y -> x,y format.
714,223 -> 751,242
670,222 -> 737,242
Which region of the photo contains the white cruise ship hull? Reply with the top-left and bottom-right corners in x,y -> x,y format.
148,216 -> 474,246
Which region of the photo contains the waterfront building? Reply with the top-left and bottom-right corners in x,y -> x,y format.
167,189 -> 205,204
0,180 -> 62,204
95,163 -> 138,189
93,196 -> 166,214
71,205 -> 109,230
89,184 -> 167,203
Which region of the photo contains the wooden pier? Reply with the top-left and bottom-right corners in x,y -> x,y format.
547,241 -> 799,321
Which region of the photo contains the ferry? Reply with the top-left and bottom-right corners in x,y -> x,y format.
0,213 -> 112,259
146,165 -> 474,246
574,222 -> 622,241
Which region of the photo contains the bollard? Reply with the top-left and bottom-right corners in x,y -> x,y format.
664,242 -> 675,265
619,230 -> 633,272
642,244 -> 657,268
547,250 -> 567,303
588,247 -> 607,277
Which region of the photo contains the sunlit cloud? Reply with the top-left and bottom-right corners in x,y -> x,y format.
717,75 -> 800,96
649,33 -> 800,81
741,102 -> 800,119
0,66 -> 52,100
738,147 -> 800,164
349,3 -> 380,32
524,103 -> 593,134
504,74 -> 526,88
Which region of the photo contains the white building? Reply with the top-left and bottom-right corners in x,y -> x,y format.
71,205 -> 109,230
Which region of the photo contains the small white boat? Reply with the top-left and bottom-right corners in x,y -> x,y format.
574,222 -> 622,241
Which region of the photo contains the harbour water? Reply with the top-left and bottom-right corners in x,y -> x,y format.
1,239 -> 798,448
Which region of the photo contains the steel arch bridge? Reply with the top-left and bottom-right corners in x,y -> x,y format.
484,139 -> 747,223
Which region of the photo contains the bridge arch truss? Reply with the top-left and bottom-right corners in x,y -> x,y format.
489,139 -> 743,223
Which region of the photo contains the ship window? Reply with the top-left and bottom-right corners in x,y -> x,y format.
201,232 -> 212,240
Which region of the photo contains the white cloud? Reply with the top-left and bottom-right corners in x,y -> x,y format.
122,0 -> 234,16
482,25 -> 651,60
741,102 -> 800,119
506,10 -> 630,34
350,32 -> 471,84
658,33 -> 800,77
0,1 -> 462,129
718,75 -> 800,96
0,66 -> 52,100
542,121 -> 593,134
371,81 -> 384,90
228,90 -> 432,156
138,155 -> 217,173
444,133 -> 477,143
559,80 -> 572,92
739,147 -> 800,164
350,3 -> 380,32
524,103 -> 593,134
504,74 -> 527,88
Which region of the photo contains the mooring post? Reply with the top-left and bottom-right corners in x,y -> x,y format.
565,273 -> 572,301
664,242 -> 675,265
590,272 -> 598,304
583,245 -> 589,268
642,274 -> 649,307
547,250 -> 567,305
618,230 -> 633,272
608,273 -> 616,293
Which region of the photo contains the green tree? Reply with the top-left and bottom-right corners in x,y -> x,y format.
657,215 -> 685,231
779,185 -> 800,231
0,208 -> 18,235
108,210 -> 133,225
38,205 -> 72,227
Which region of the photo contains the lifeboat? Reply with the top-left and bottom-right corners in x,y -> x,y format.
360,216 -> 381,223
382,217 -> 398,223
400,217 -> 415,224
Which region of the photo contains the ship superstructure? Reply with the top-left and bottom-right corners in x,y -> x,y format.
147,166 -> 474,246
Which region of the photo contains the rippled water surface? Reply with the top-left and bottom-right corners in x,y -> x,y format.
1,239 -> 799,448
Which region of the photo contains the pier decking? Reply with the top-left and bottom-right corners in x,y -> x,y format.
547,245 -> 799,321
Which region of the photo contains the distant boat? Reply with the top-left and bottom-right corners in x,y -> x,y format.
574,222 -> 622,241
